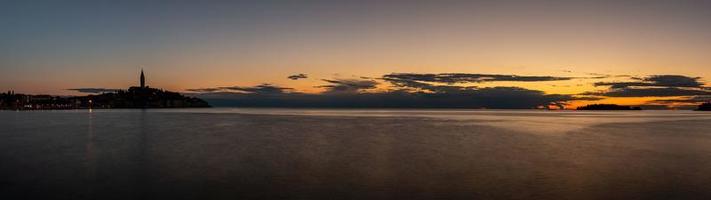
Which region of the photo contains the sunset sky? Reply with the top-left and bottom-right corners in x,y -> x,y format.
2,0 -> 711,108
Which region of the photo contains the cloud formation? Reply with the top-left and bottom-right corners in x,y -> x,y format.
185,88 -> 223,93
187,84 -> 293,94
595,75 -> 703,89
583,87 -> 711,97
287,73 -> 308,80
220,84 -> 293,94
382,75 -> 476,93
187,73 -> 708,109
649,96 -> 711,104
192,84 -> 579,109
317,78 -> 378,93
67,88 -> 120,94
588,75 -> 709,97
382,73 -> 572,85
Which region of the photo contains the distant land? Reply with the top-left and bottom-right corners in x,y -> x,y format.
577,104 -> 642,111
697,103 -> 711,111
0,70 -> 209,110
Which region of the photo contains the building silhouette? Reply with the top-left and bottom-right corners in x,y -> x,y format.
1,69 -> 210,110
140,69 -> 146,88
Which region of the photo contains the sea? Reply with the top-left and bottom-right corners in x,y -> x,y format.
1,108 -> 711,199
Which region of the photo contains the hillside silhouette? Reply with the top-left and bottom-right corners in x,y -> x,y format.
1,70 -> 209,110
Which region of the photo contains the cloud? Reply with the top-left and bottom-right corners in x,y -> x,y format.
67,88 -> 120,94
317,78 -> 378,93
192,85 -> 580,109
186,88 -> 223,93
187,84 -> 293,94
583,73 -> 634,79
595,75 -> 704,89
381,75 -> 481,93
588,75 -> 709,97
187,72 -> 613,108
648,96 -> 711,104
187,73 -> 709,108
219,84 -> 293,94
646,75 -> 703,87
380,73 -> 591,94
571,96 -> 605,101
382,73 -> 572,85
582,87 -> 711,97
287,73 -> 308,80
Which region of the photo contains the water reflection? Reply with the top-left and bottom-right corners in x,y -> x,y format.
84,110 -> 96,197
79,110 -> 152,199
135,110 -> 149,199
1,109 -> 711,199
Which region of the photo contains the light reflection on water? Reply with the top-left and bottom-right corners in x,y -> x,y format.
1,108 -> 711,199
157,108 -> 711,134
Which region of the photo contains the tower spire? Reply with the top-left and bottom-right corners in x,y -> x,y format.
140,68 -> 145,88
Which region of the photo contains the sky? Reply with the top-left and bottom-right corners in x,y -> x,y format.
1,0 -> 711,108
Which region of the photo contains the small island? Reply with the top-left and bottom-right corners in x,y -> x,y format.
576,104 -> 642,111
697,103 -> 711,111
1,70 -> 209,110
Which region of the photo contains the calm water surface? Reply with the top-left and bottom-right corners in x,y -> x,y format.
1,109 -> 711,199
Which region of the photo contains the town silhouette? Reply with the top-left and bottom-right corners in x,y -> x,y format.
1,70 -> 209,109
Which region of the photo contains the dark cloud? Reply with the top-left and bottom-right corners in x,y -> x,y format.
419,85 -> 479,93
583,87 -> 711,97
187,73 -> 709,108
219,84 -> 293,94
572,96 -> 605,101
584,73 -> 633,79
648,96 -> 711,104
187,84 -> 293,94
382,76 -> 437,91
382,73 -> 572,85
287,73 -> 308,80
381,75 -> 480,93
595,75 -> 704,89
186,88 -> 222,93
317,79 -> 378,93
594,82 -> 652,89
646,75 -> 703,87
380,73 -> 588,94
67,88 -> 120,94
188,72 -> 604,108
588,75 -> 709,97
193,85 -> 579,109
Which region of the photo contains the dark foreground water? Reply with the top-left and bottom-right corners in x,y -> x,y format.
1,109 -> 711,200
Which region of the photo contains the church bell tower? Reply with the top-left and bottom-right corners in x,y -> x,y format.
140,69 -> 146,88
